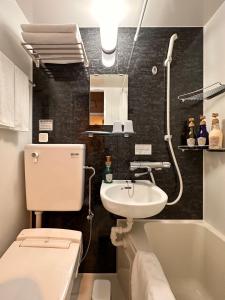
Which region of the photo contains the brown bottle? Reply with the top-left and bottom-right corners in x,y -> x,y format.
187,117 -> 196,147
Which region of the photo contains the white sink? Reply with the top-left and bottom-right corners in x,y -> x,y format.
100,180 -> 168,218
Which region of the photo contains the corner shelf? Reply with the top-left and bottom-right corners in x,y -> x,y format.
207,148 -> 225,152
81,131 -> 136,138
178,145 -> 225,152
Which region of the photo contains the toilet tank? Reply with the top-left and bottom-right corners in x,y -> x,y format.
24,144 -> 85,211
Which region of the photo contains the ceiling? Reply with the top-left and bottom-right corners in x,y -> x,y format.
17,0 -> 225,27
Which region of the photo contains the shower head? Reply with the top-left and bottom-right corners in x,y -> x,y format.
164,33 -> 178,67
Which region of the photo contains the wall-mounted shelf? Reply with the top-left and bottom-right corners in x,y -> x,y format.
22,42 -> 89,78
178,145 -> 225,152
81,131 -> 135,138
22,42 -> 89,68
207,148 -> 225,152
21,24 -> 89,78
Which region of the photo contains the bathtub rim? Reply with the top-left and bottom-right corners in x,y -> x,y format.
117,219 -> 225,300
118,219 -> 225,244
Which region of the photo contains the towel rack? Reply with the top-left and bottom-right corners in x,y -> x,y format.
178,82 -> 225,102
22,41 -> 89,73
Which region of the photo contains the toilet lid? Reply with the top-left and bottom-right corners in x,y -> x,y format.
0,228 -> 82,300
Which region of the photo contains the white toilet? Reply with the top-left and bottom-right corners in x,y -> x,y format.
0,144 -> 86,300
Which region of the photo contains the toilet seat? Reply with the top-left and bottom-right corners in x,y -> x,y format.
0,228 -> 82,300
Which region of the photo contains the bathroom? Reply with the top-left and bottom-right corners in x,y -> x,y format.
0,0 -> 225,299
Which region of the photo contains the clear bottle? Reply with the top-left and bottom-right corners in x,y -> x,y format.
197,115 -> 209,146
187,117 -> 196,147
104,156 -> 113,183
209,113 -> 223,149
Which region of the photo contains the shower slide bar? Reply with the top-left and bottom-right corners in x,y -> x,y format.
178,82 -> 225,102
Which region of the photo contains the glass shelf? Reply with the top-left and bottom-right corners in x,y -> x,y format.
178,145 -> 208,151
178,145 -> 225,152
81,131 -> 136,138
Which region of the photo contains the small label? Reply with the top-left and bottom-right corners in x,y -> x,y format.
135,144 -> 152,155
106,174 -> 113,183
187,138 -> 195,147
39,119 -> 53,131
197,137 -> 206,146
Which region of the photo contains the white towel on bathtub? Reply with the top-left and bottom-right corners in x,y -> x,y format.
131,251 -> 176,300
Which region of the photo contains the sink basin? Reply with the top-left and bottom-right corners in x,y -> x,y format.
100,180 -> 168,218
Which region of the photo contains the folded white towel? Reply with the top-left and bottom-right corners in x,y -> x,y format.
22,31 -> 83,64
0,51 -> 14,127
131,251 -> 176,300
22,32 -> 82,45
21,24 -> 78,33
14,66 -> 30,131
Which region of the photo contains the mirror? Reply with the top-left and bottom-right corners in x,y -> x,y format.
89,74 -> 128,125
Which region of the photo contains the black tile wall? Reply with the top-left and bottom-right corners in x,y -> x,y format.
33,28 -> 203,272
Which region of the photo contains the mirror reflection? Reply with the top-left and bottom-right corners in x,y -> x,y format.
89,74 -> 128,125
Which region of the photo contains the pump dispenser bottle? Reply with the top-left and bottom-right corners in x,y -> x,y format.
104,156 -> 113,183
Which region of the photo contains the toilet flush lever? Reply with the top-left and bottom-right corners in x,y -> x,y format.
31,152 -> 39,163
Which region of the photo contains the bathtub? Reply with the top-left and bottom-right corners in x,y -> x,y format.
117,220 -> 225,300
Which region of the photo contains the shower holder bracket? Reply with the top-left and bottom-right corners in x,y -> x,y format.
164,134 -> 172,141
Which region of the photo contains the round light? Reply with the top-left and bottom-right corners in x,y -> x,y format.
102,51 -> 116,68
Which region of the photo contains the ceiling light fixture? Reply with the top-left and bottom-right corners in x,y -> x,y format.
92,0 -> 125,67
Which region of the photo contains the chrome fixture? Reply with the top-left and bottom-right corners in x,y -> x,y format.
178,82 -> 225,102
134,169 -> 156,184
130,161 -> 171,171
130,161 -> 171,184
152,66 -> 158,75
164,34 -> 183,206
134,170 -> 150,178
22,42 -> 89,69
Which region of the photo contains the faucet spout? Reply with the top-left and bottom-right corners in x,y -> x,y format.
134,171 -> 149,178
134,167 -> 156,184
130,161 -> 171,185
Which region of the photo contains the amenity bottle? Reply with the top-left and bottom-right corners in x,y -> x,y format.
197,116 -> 209,146
209,113 -> 223,149
104,156 -> 113,183
187,117 -> 196,147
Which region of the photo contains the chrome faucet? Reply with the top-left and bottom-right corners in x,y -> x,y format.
129,161 -> 171,184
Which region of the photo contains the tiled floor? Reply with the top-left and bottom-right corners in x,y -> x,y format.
71,273 -> 126,300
